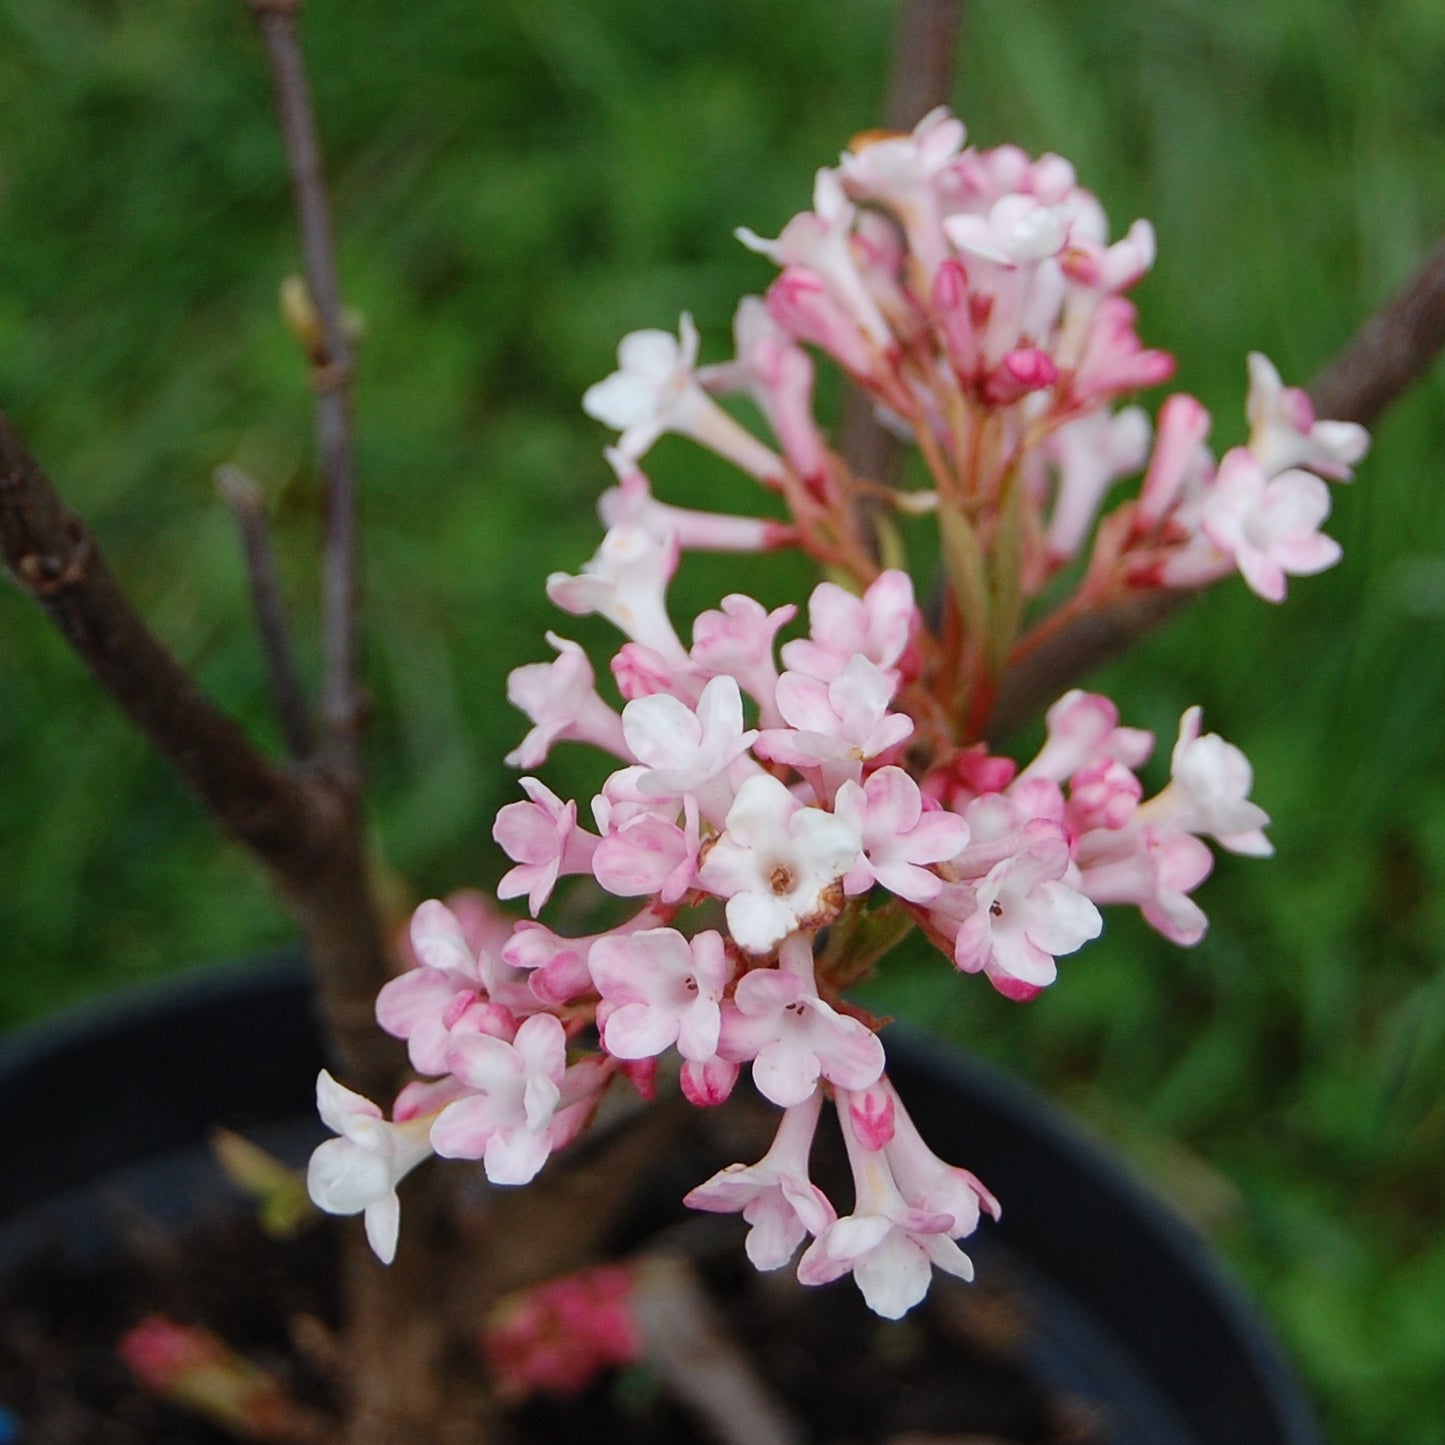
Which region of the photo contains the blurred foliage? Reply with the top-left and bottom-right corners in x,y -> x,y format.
2,1 -> 1444,1440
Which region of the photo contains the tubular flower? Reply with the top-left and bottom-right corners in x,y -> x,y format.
308,106 -> 1359,1323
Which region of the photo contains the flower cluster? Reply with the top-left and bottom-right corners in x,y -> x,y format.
309,108 -> 1366,1321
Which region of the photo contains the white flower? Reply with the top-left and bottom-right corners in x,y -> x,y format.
583,313 -> 783,480
1138,706 -> 1272,856
697,773 -> 862,954
546,522 -> 687,660
307,1071 -> 434,1265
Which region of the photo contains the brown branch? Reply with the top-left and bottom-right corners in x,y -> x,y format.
1308,232 -> 1445,428
249,0 -> 363,782
984,234 -> 1445,739
217,464 -> 314,759
2,413 -> 322,867
243,11 -> 492,1445
840,0 -> 966,498
986,588 -> 1189,739
883,0 -> 965,132
0,410 -> 396,1096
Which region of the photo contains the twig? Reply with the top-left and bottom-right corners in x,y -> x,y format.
631,1254 -> 806,1445
987,588 -> 1188,739
1309,232 -> 1445,428
242,11 -> 496,1444
248,0 -> 363,782
882,0 -> 965,133
217,464 -> 313,759
2,414 -> 320,869
840,0 -> 967,497
984,234 -> 1445,739
0,411 -> 396,1093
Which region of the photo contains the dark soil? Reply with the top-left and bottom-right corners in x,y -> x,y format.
0,1199 -> 1110,1444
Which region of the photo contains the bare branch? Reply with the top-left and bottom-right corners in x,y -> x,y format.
883,0 -> 965,132
1308,233 -> 1445,428
840,0 -> 966,498
2,413 -> 320,865
248,0 -> 363,781
1,412 -> 396,1092
987,589 -> 1189,739
632,1255 -> 806,1445
217,464 -> 313,759
984,235 -> 1445,738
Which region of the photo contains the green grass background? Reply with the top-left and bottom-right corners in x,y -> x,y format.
2,1 -> 1444,1438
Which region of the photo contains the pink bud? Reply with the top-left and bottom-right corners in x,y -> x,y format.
1137,393 -> 1212,527
932,257 -> 980,381
618,1057 -> 660,1100
983,347 -> 1058,405
680,1056 -> 740,1107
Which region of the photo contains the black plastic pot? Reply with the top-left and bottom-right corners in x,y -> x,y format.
0,957 -> 1320,1444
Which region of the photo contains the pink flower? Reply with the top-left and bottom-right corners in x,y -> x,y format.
739,168 -> 892,348
684,1087 -> 836,1269
1134,392 -> 1213,529
700,297 -> 829,483
838,107 -> 968,277
494,778 -> 600,917
591,795 -> 700,904
797,1087 -> 977,1319
482,1265 -> 641,1405
1018,689 -> 1153,785
952,834 -> 1102,999
1200,447 -> 1342,603
498,922 -> 593,1007
591,928 -> 732,1063
679,1055 -> 741,1108
780,570 -> 918,683
1070,295 -> 1176,403
875,1078 -> 1000,1233
376,899 -> 521,1074
505,632 -> 627,769
764,266 -> 881,379
1245,352 -> 1368,480
834,766 -> 969,903
430,1013 -> 568,1185
1045,406 -> 1152,561
697,773 -> 862,954
620,673 -> 760,825
1062,216 -> 1157,293
717,935 -> 885,1106
599,454 -> 792,552
756,654 -> 914,795
1078,827 -> 1214,946
689,592 -> 796,726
